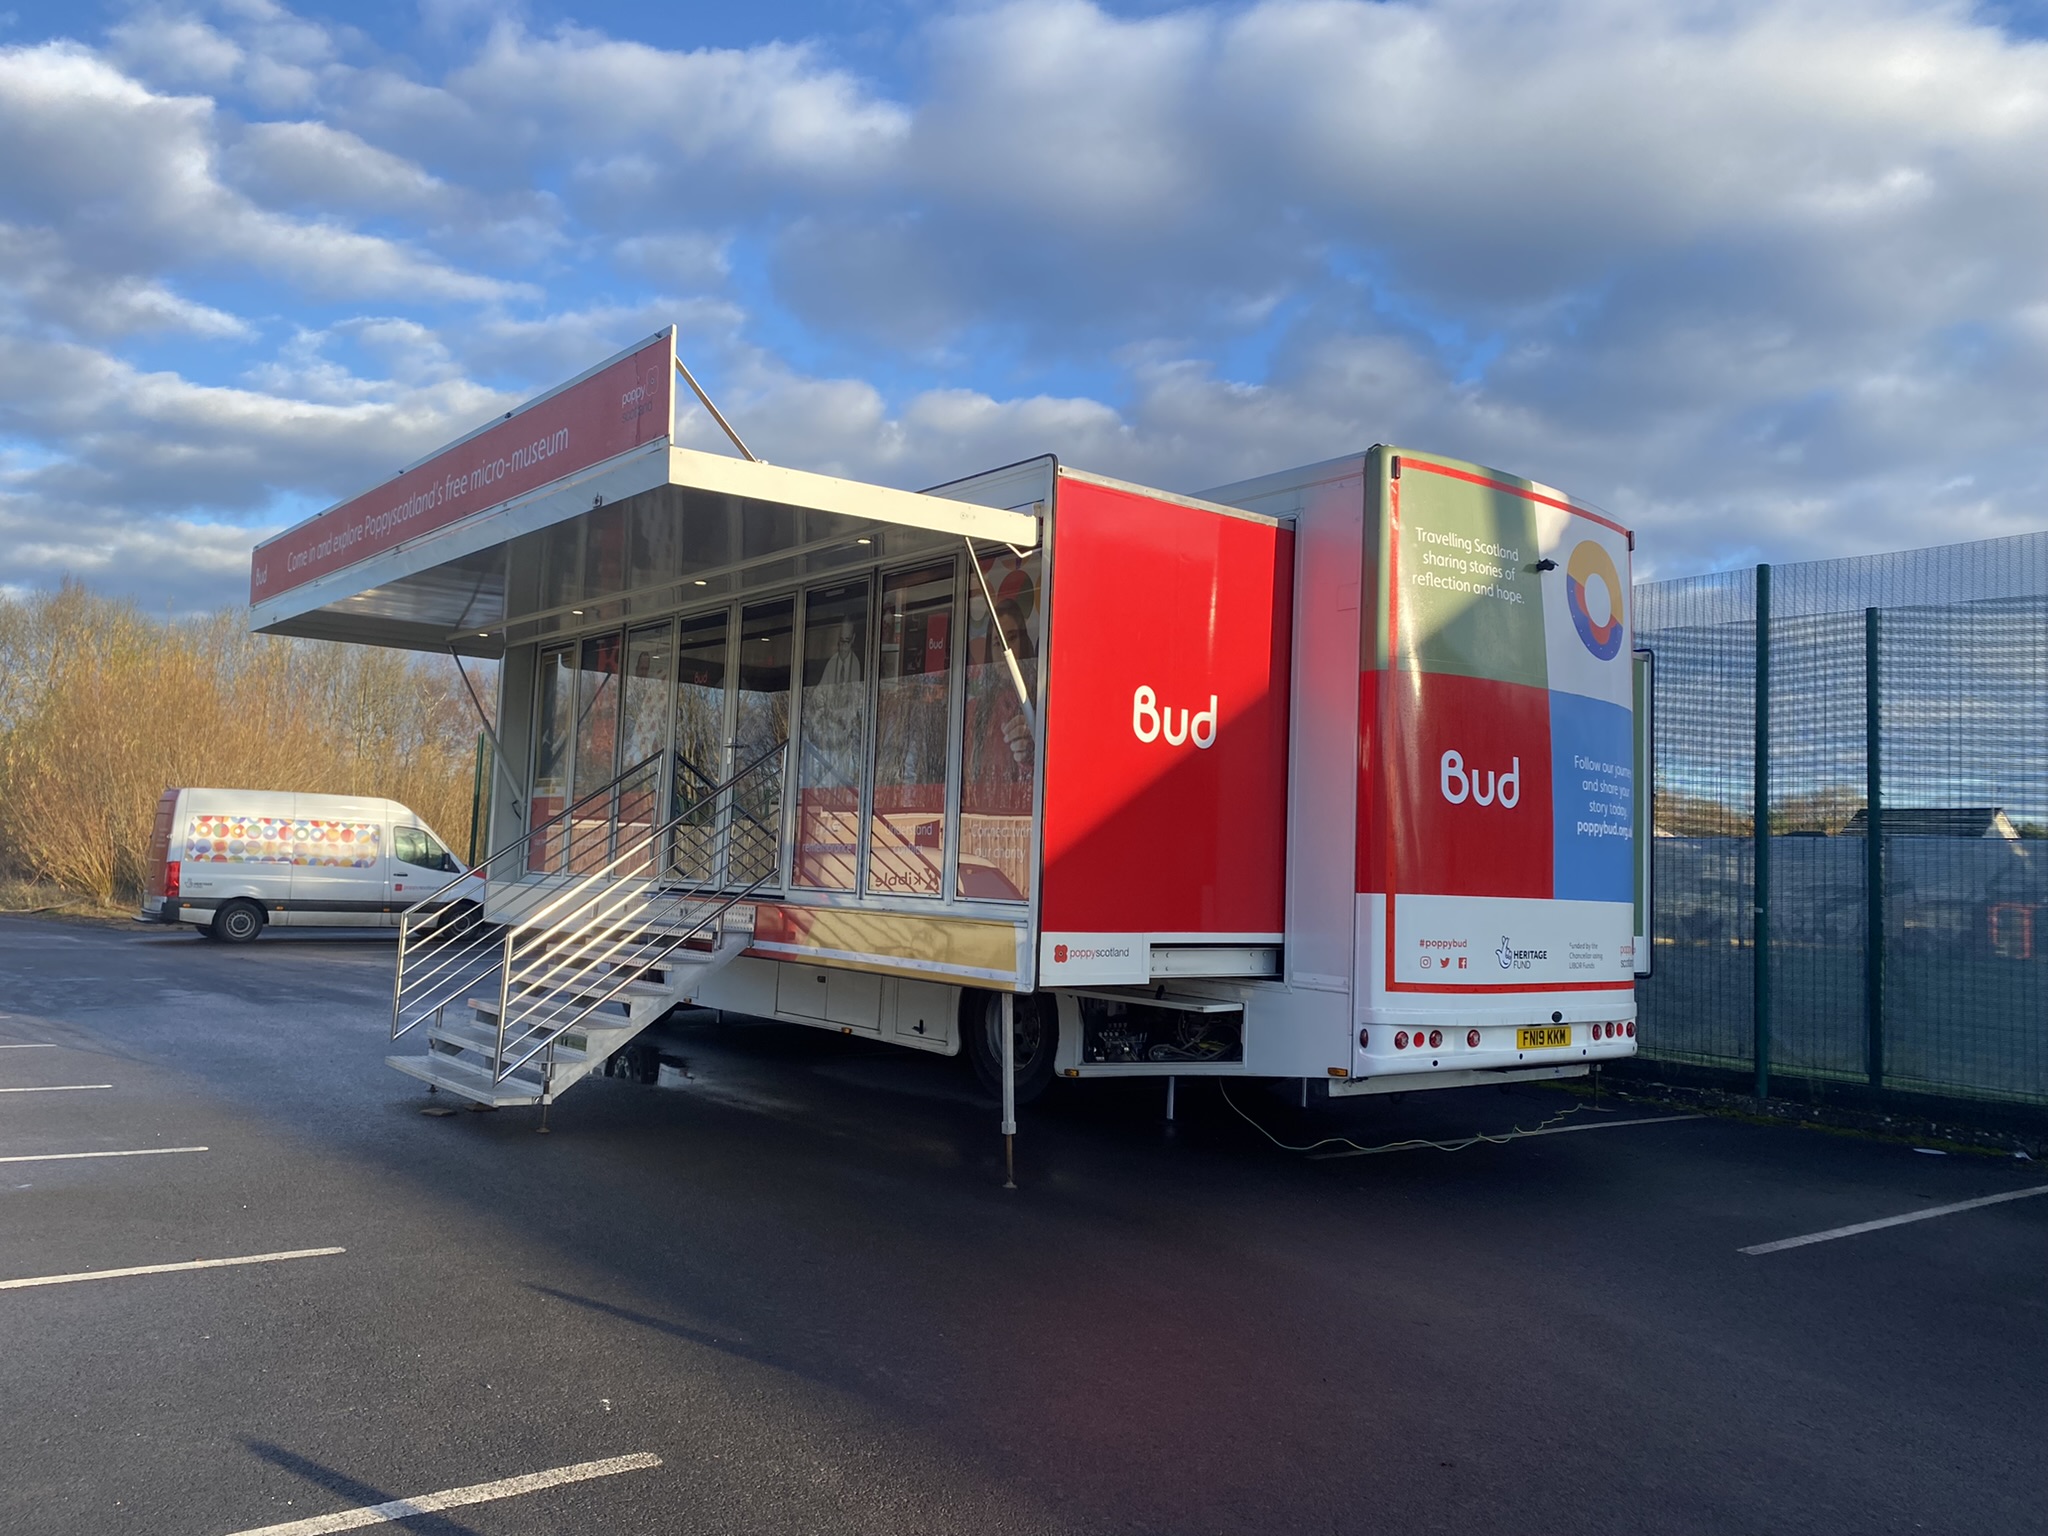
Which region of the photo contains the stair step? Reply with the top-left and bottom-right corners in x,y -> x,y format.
429,1019 -> 591,1064
387,1051 -> 545,1107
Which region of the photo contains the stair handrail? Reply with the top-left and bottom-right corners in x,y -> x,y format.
485,738 -> 784,942
399,748 -> 665,920
488,745 -> 785,1082
392,748 -> 662,1041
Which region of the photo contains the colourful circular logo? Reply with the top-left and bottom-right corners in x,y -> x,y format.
1566,539 -> 1624,660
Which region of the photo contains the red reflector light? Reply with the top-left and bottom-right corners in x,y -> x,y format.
164,860 -> 180,898
1626,1021 -> 1636,1038
1358,1028 -> 1370,1049
1467,1029 -> 1481,1049
1394,1031 -> 1409,1050
1428,1029 -> 1443,1049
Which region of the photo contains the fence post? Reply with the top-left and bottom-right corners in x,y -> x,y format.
1865,607 -> 1884,1090
1753,563 -> 1772,1102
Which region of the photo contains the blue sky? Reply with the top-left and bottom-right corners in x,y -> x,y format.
3,0 -> 2048,609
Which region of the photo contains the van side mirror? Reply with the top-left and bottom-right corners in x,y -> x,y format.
441,853 -> 460,873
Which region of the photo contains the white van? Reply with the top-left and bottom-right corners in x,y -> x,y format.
135,788 -> 483,942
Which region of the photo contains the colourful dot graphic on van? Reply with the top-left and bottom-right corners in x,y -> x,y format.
1565,540 -> 1624,661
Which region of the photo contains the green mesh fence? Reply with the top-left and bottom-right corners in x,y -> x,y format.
1636,533 -> 2048,1108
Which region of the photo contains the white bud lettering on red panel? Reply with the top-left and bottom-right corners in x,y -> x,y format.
1132,687 -> 1218,749
1440,749 -> 1520,808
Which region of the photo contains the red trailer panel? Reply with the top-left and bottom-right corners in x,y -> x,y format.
1037,476 -> 1293,984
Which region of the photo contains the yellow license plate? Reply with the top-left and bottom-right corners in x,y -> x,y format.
1517,1026 -> 1572,1049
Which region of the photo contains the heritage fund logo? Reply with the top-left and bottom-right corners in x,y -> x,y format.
1497,936 -> 1549,971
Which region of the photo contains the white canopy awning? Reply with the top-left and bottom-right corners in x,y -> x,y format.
252,442 -> 1042,656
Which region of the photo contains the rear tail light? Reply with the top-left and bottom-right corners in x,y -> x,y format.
164,860 -> 180,898
1428,1030 -> 1443,1049
1394,1031 -> 1409,1050
1626,1021 -> 1636,1038
1358,1028 -> 1370,1049
1467,1029 -> 1481,1048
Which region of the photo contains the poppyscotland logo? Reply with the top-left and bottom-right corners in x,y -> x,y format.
1566,539 -> 1624,661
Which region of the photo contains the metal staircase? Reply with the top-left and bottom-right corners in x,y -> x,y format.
385,744 -> 785,1114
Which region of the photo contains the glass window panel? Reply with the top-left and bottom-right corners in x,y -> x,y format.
730,599 -> 794,887
569,632 -> 623,873
795,581 -> 871,891
958,550 -> 1042,901
671,611 -> 732,885
529,645 -> 575,872
616,624 -> 672,876
867,563 -> 956,898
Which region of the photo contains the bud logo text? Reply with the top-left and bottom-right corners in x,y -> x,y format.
1132,686 -> 1217,748
1440,750 -> 1521,807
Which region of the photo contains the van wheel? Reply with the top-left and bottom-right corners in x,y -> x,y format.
963,991 -> 1060,1105
211,900 -> 264,944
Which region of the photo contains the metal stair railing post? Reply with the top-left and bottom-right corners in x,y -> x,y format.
494,923 -> 513,1080
491,743 -> 786,1083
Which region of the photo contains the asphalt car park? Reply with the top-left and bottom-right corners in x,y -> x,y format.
1,913 -> 2043,1535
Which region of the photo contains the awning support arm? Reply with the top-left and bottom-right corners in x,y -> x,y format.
966,540 -> 1034,728
448,647 -> 524,826
675,357 -> 758,463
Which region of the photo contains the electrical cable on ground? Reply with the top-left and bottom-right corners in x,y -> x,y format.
1218,1082 -> 1599,1157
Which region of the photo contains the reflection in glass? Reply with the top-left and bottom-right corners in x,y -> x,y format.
616,624 -> 671,875
569,632 -> 622,872
959,549 -> 1040,900
795,581 -> 871,891
671,610 -> 731,884
529,644 -> 575,873
867,563 -> 955,898
731,599 -> 793,886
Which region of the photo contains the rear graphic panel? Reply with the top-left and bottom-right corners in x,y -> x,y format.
1371,452 -> 1635,994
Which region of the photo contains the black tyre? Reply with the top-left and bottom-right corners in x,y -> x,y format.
962,990 -> 1061,1105
436,899 -> 486,938
210,900 -> 264,944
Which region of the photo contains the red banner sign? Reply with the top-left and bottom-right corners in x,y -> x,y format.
251,332 -> 674,603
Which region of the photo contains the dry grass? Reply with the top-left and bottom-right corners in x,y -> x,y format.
0,877 -> 134,922
0,582 -> 489,906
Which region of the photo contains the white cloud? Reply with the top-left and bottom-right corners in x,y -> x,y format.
6,0 -> 2048,609
0,42 -> 524,304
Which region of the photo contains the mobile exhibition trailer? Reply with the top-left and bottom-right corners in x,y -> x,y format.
247,329 -> 1647,1140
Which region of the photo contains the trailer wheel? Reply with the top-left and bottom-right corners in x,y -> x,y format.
963,990 -> 1060,1105
210,900 -> 264,944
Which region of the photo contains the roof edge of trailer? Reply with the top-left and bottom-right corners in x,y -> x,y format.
1199,449 -> 1376,507
1055,464 -> 1288,528
1388,447 -> 1634,543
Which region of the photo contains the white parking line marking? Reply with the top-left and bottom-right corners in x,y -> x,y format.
1742,1183 -> 2048,1255
0,1247 -> 344,1291
0,1083 -> 112,1093
0,1043 -> 57,1049
223,1451 -> 663,1535
0,1146 -> 207,1165
1307,1112 -> 1703,1160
